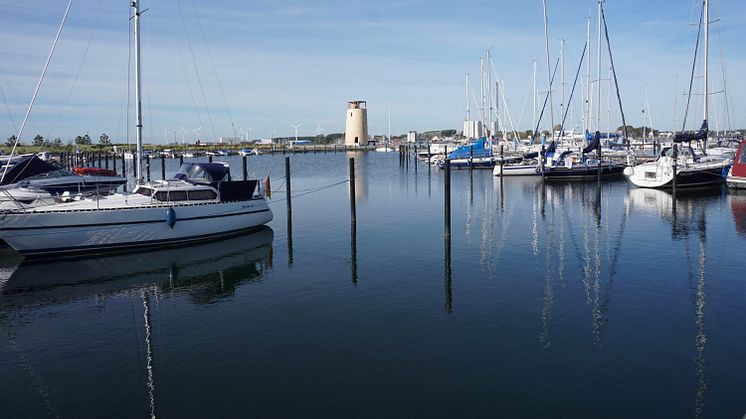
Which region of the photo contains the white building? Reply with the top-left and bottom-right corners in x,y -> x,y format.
407,131 -> 417,143
463,120 -> 484,139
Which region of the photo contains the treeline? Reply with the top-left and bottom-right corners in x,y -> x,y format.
4,133 -> 112,147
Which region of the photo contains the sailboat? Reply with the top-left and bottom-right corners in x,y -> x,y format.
625,0 -> 730,189
375,105 -> 395,152
0,1 -> 272,257
725,140 -> 746,189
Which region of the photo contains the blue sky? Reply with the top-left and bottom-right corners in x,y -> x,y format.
0,0 -> 743,144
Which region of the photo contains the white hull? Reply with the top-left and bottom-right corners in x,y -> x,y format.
727,172 -> 746,189
625,156 -> 728,189
492,164 -> 538,176
0,194 -> 272,257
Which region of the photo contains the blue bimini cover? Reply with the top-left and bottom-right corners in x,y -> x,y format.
447,137 -> 493,159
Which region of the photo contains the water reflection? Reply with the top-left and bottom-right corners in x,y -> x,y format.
626,188 -> 716,418
0,227 -> 274,307
730,192 -> 746,238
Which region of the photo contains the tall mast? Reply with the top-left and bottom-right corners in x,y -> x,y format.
703,0 -> 709,126
465,74 -> 470,122
585,13 -> 591,133
132,0 -> 144,185
596,0 -> 603,133
560,38 -> 565,131
533,60 -> 537,139
542,0 -> 554,138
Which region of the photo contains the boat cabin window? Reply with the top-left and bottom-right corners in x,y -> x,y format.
136,186 -> 153,197
187,189 -> 218,200
154,190 -> 188,202
740,148 -> 746,164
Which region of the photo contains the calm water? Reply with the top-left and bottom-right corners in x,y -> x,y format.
1,152 -> 745,418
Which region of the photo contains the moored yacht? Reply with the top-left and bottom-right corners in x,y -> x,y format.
0,161 -> 272,257
0,1 -> 272,257
726,140 -> 746,189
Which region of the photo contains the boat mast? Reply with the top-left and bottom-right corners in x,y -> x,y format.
585,13 -> 591,134
703,0 -> 709,151
533,60 -> 537,139
542,0 -> 554,139
596,0 -> 603,133
132,0 -> 144,185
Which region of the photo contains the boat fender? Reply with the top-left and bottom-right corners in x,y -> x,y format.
166,207 -> 176,228
722,164 -> 732,178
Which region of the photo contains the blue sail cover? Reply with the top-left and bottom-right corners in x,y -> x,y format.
583,131 -> 601,154
447,137 -> 493,159
674,120 -> 708,143
585,130 -> 619,141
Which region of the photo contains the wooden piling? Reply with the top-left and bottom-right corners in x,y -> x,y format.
672,143 -> 678,194
285,156 -> 292,221
145,154 -> 150,181
500,144 -> 504,177
161,154 -> 166,180
349,157 -> 356,226
444,159 -> 451,239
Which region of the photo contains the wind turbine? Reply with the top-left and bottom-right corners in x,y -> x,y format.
192,126 -> 202,144
315,122 -> 325,137
242,127 -> 253,143
290,123 -> 302,144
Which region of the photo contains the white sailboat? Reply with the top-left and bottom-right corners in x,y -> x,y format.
625,0 -> 730,189
0,1 -> 272,257
375,105 -> 395,152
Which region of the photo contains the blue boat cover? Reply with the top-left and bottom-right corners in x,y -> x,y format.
674,120 -> 708,143
583,131 -> 601,154
448,138 -> 493,159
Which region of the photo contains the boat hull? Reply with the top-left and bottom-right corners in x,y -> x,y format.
626,162 -> 726,188
493,164 -> 539,176
0,198 -> 273,257
439,157 -> 495,170
542,164 -> 626,180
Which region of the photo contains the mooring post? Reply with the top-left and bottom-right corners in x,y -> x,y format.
540,144 -> 546,181
145,154 -> 151,181
672,143 -> 678,194
208,154 -> 213,163
427,144 -> 432,167
500,144 -> 504,177
285,156 -> 292,221
349,157 -> 356,226
161,154 -> 166,180
179,155 -> 183,167
105,153 -> 109,169
242,155 -> 248,181
112,153 -> 117,175
597,138 -> 603,181
469,145 -> 474,170
444,158 -> 451,239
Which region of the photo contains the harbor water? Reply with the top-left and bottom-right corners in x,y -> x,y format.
1,152 -> 744,417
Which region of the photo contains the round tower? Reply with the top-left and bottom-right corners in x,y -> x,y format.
344,101 -> 368,146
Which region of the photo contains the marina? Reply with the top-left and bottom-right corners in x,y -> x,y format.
0,0 -> 745,416
0,152 -> 745,417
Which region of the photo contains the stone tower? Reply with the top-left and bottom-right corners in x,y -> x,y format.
344,101 -> 368,146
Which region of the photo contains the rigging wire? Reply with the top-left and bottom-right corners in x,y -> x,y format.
0,0 -> 75,185
46,0 -> 105,141
680,2 -> 704,133
189,0 -> 238,140
175,0 -> 218,142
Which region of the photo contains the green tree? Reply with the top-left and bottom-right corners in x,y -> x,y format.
32,134 -> 45,147
52,137 -> 63,148
99,133 -> 110,145
5,135 -> 17,147
74,134 -> 92,145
